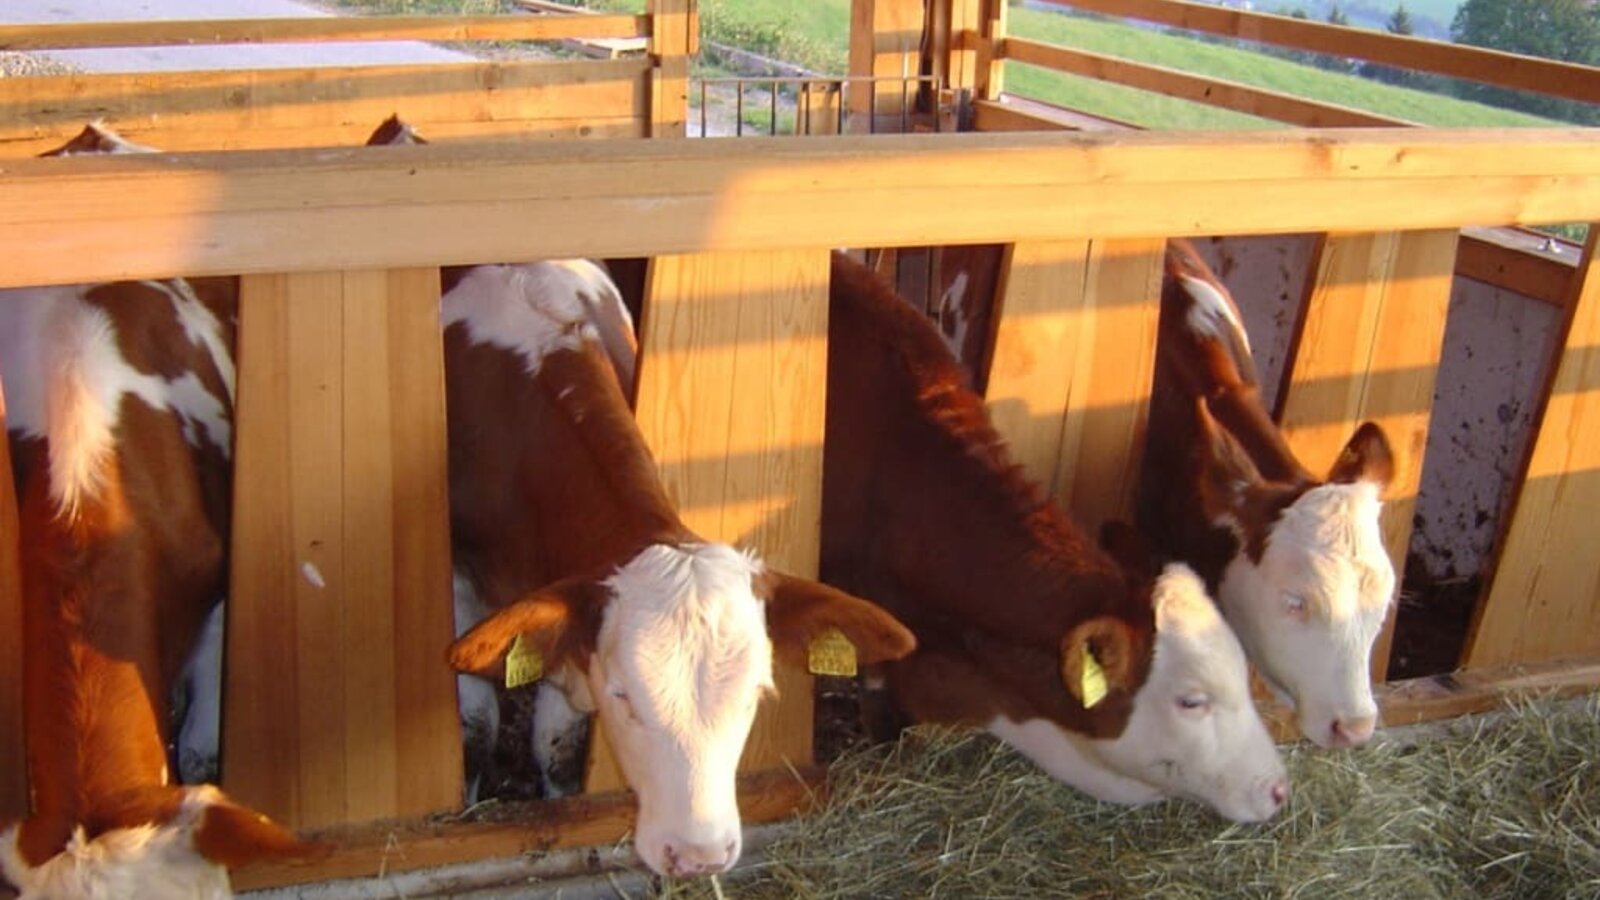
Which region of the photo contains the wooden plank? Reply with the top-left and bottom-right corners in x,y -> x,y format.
1276,230 -> 1459,682
225,268 -> 459,829
633,249 -> 833,777
847,0 -> 925,128
1002,37 -> 1412,127
231,767 -> 824,892
1457,227 -> 1579,308
0,15 -> 647,50
1465,228 -> 1600,668
1031,0 -> 1600,105
0,59 -> 650,155
0,130 -> 1598,288
647,0 -> 694,138
971,95 -> 1134,132
1257,654 -> 1600,741
986,240 -> 1163,532
0,376 -> 24,821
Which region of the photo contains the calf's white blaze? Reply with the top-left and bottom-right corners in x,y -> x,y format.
1219,481 -> 1393,747
989,565 -> 1288,823
590,543 -> 773,876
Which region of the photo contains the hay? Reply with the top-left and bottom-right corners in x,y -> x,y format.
658,695 -> 1600,900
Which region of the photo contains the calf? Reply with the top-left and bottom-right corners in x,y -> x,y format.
822,253 -> 1287,822
1140,240 -> 1395,748
441,260 -> 916,876
0,124 -> 319,896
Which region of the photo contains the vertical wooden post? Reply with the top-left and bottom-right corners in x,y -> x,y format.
943,0 -> 1004,102
1464,226 -> 1600,668
648,0 -> 695,138
1276,230 -> 1459,683
224,268 -> 461,829
984,238 -> 1165,535
592,250 -> 831,790
0,380 -> 25,821
849,0 -> 925,132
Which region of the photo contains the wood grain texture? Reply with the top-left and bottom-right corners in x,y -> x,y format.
0,380 -> 24,820
985,239 -> 1164,534
1276,230 -> 1459,682
1030,0 -> 1600,104
2,129 -> 1594,289
630,249 -> 833,781
231,767 -> 825,892
1001,38 -> 1412,127
647,0 -> 694,137
847,0 -> 925,126
225,268 -> 460,829
1466,229 -> 1600,668
0,59 -> 648,158
0,15 -> 646,50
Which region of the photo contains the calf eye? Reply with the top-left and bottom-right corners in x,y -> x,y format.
1177,693 -> 1211,713
609,688 -> 640,722
1284,594 -> 1308,617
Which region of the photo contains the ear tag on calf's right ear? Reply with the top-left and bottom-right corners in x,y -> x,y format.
1080,647 -> 1109,709
505,633 -> 544,689
808,628 -> 858,677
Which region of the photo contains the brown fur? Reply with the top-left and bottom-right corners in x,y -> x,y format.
822,252 -> 1155,740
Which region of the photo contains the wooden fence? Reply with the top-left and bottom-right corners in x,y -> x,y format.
0,6 -> 1598,890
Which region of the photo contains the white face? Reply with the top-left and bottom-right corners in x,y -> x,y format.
1219,482 -> 1394,748
587,543 -> 774,878
991,565 -> 1288,823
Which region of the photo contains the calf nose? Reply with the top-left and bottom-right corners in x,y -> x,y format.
1269,779 -> 1289,810
663,839 -> 738,878
1330,715 -> 1377,747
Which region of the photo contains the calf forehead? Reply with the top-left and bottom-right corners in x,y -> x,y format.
599,544 -> 772,730
1265,482 -> 1393,615
1152,565 -> 1250,687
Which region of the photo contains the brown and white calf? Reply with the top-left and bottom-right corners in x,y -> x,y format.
1139,240 -> 1395,749
0,127 -> 318,900
822,253 -> 1287,822
440,260 -> 915,876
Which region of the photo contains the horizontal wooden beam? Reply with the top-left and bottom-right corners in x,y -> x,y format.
1002,38 -> 1412,128
1032,0 -> 1600,106
0,130 -> 1597,287
1260,654 -> 1600,741
230,766 -> 824,891
971,94 -> 1137,132
0,14 -> 648,50
1457,226 -> 1580,307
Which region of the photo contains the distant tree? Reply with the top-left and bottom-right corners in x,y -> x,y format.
1326,4 -> 1350,25
1359,3 -> 1428,86
1450,0 -> 1600,122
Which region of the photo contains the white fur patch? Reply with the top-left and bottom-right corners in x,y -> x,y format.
442,261 -> 629,378
0,788 -> 232,899
176,602 -> 225,786
0,281 -> 235,519
1179,274 -> 1250,353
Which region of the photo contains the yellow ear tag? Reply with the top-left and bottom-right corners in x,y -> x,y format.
807,628 -> 858,678
1080,648 -> 1109,709
505,633 -> 544,689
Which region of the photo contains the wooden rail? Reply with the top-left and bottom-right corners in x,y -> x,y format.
1030,0 -> 1600,106
0,129 -> 1596,288
0,15 -> 648,50
1000,37 -> 1414,128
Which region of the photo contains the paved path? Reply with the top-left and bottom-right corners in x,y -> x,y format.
3,0 -> 472,72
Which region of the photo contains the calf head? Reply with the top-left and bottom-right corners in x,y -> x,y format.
970,558 -> 1287,823
1196,407 -> 1395,748
1162,247 -> 1397,749
450,543 -> 913,877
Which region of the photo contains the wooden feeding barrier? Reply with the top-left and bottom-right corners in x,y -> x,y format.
0,4 -> 1597,891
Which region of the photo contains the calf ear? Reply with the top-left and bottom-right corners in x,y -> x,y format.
1327,421 -> 1394,489
762,571 -> 916,666
193,797 -> 330,868
1060,616 -> 1140,707
447,575 -> 606,676
1195,398 -> 1264,522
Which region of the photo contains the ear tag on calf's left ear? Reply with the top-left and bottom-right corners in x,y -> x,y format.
1080,647 -> 1109,709
505,633 -> 544,689
808,628 -> 857,677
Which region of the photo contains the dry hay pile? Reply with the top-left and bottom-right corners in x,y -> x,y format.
663,695 -> 1599,900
